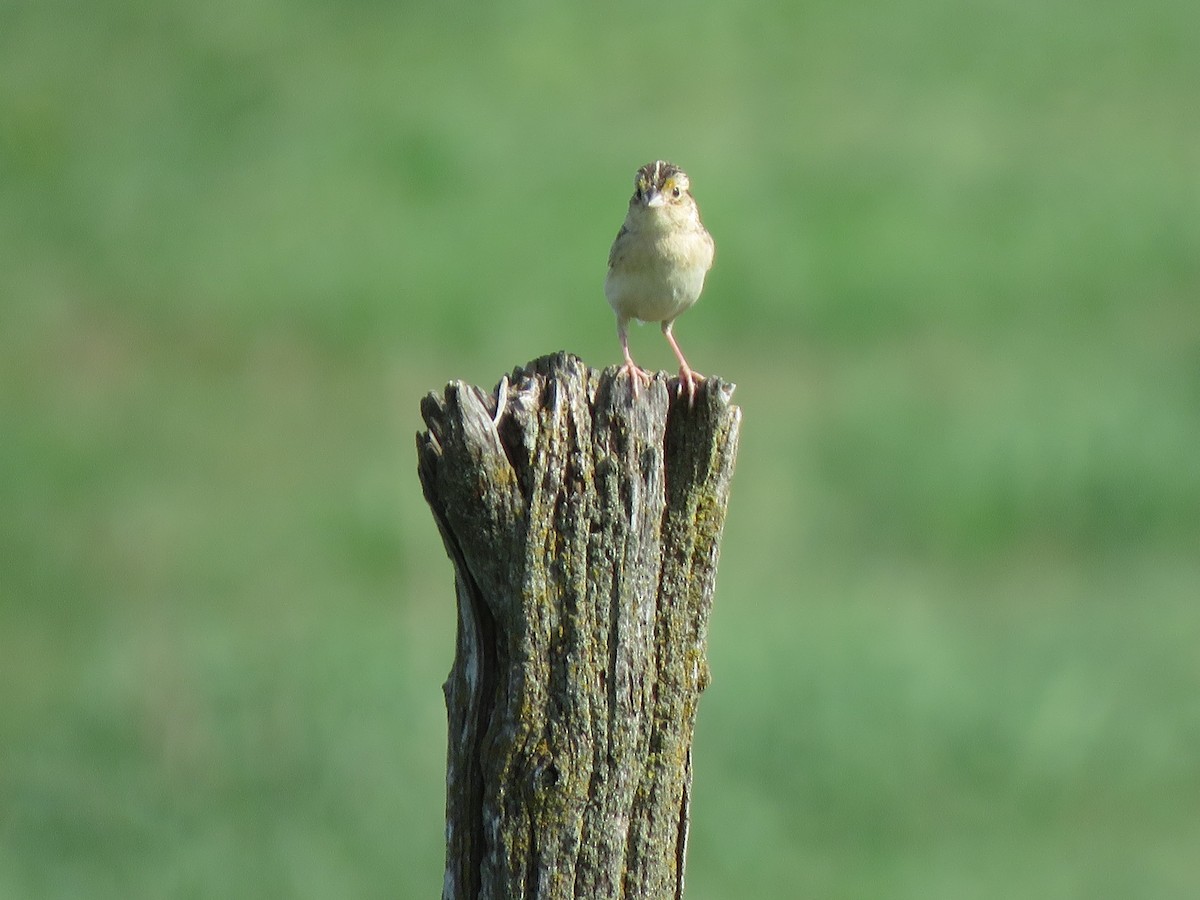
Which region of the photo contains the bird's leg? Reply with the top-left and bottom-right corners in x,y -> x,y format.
618,317 -> 652,397
662,320 -> 703,406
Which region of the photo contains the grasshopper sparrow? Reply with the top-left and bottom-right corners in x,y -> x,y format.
605,160 -> 715,404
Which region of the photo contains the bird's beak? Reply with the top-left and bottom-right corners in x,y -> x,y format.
643,190 -> 665,209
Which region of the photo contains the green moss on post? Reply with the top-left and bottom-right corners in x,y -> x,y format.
417,352 -> 740,900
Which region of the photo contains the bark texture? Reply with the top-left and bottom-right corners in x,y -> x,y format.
417,352 -> 740,900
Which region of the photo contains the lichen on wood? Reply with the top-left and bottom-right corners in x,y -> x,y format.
417,352 -> 740,900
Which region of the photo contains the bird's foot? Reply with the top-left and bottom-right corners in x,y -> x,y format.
620,360 -> 653,398
675,365 -> 705,407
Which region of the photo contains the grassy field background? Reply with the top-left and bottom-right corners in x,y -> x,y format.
3,0 -> 1198,896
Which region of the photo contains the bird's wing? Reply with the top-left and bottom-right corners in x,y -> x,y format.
606,225 -> 629,269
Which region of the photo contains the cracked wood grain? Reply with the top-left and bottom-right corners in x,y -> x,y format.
417,352 -> 740,900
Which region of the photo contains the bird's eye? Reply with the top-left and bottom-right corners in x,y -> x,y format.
672,187 -> 681,198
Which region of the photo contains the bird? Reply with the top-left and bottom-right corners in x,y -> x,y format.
604,160 -> 715,405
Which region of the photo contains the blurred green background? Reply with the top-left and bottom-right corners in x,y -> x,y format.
3,0 -> 1198,896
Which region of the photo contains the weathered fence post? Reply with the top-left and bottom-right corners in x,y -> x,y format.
416,351 -> 740,900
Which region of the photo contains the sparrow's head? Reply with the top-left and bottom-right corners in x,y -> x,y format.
630,160 -> 694,211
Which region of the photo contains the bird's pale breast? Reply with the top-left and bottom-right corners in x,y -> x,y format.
605,229 -> 713,324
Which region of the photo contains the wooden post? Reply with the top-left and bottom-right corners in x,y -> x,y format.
416,352 -> 740,900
